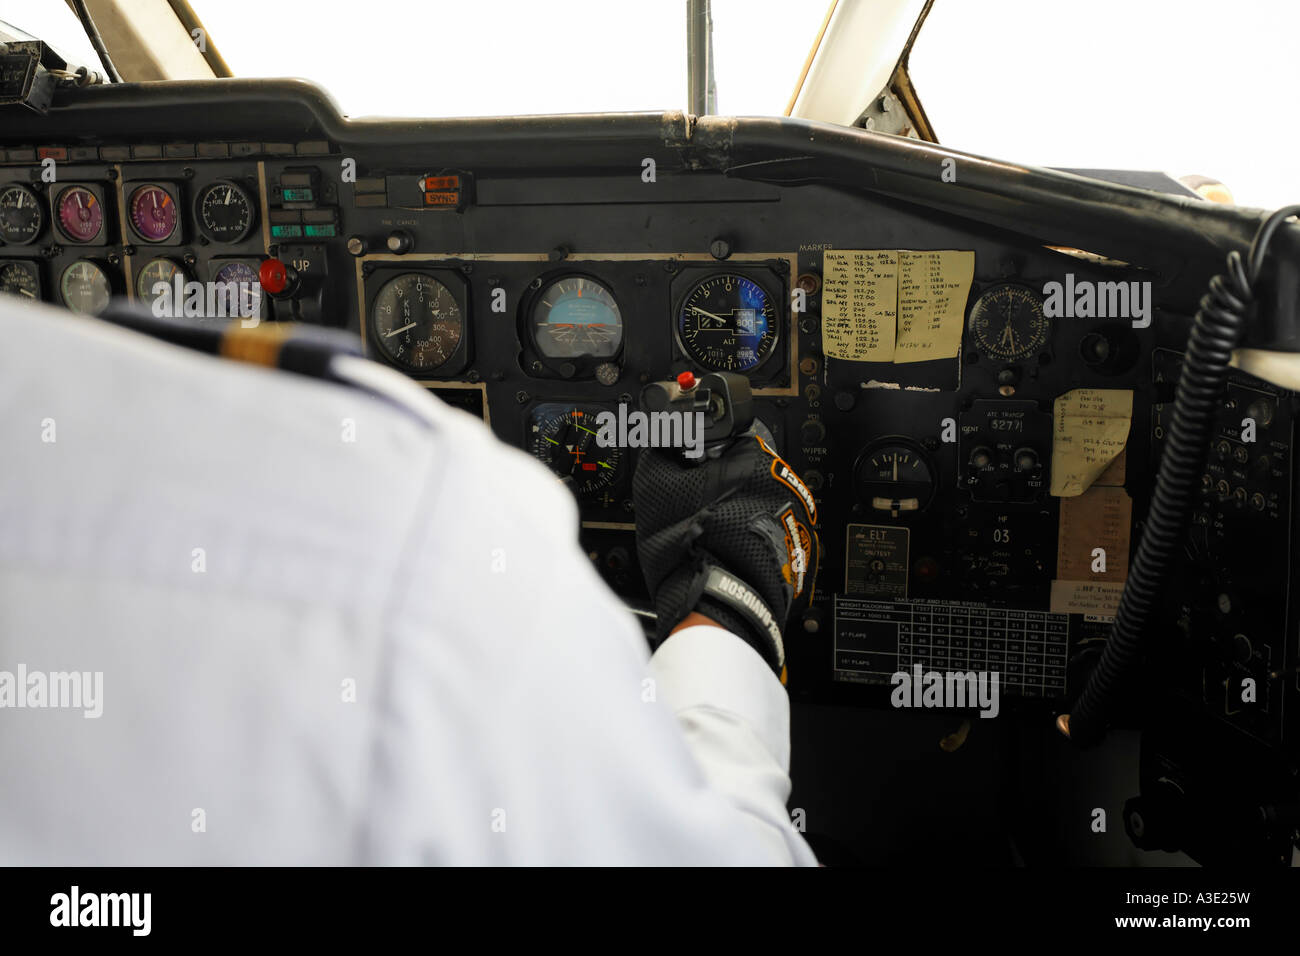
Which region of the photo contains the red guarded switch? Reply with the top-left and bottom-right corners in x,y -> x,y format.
258,258 -> 298,297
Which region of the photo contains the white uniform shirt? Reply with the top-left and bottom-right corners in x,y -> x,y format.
0,300 -> 816,866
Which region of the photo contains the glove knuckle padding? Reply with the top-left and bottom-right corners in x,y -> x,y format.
632,434 -> 821,671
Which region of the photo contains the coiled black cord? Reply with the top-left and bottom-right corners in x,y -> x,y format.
1063,204 -> 1300,747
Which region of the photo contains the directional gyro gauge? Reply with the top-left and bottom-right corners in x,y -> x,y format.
529,405 -> 624,499
967,284 -> 1048,363
0,184 -> 43,244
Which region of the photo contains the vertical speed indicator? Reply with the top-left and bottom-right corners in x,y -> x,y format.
676,273 -> 778,372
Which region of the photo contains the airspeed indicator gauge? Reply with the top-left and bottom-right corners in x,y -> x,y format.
967,284 -> 1048,363
369,272 -> 465,372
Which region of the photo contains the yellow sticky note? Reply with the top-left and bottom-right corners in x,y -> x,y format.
1050,388 -> 1133,497
820,250 -> 897,362
894,250 -> 976,364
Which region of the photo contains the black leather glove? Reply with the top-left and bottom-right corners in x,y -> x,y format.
632,425 -> 820,676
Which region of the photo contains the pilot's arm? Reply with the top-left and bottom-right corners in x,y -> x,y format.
0,299 -> 816,866
357,378 -> 820,865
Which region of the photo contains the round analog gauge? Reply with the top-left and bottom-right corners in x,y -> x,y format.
212,261 -> 263,319
370,272 -> 464,371
530,275 -> 623,359
197,180 -> 255,243
854,439 -> 936,515
530,406 -> 624,498
55,185 -> 104,243
0,261 -> 39,299
136,257 -> 185,313
0,184 -> 44,244
677,273 -> 778,372
128,184 -> 179,243
60,260 -> 112,314
967,284 -> 1048,363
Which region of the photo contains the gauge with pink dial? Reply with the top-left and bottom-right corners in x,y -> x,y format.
55,185 -> 104,243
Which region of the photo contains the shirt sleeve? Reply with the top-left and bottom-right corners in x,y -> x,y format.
361,406 -> 818,866
650,625 -> 819,865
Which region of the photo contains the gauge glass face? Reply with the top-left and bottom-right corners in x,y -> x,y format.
129,184 -> 178,243
55,186 -> 104,243
529,406 -> 624,498
0,261 -> 39,299
197,180 -> 254,243
0,184 -> 43,244
854,441 -> 936,513
967,285 -> 1048,363
60,260 -> 111,314
370,272 -> 463,371
136,258 -> 183,312
530,276 -> 623,359
677,273 -> 778,372
212,261 -> 262,318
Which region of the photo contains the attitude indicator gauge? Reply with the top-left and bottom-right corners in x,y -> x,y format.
530,275 -> 623,359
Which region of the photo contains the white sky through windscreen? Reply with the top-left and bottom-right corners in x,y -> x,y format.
5,0 -> 1295,209
909,0 -> 1299,210
188,0 -> 827,118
